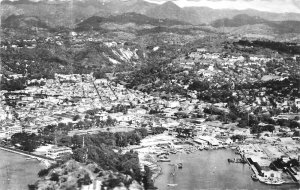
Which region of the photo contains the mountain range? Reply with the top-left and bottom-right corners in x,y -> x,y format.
2,0 -> 300,27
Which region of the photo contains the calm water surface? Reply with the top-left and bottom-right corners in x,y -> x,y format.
155,149 -> 299,190
0,149 -> 43,190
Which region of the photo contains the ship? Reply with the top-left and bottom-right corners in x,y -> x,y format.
177,163 -> 183,169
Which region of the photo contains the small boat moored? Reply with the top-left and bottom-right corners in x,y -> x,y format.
167,184 -> 178,187
158,158 -> 171,162
251,174 -> 259,181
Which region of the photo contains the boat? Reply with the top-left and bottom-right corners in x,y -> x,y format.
177,163 -> 183,169
271,180 -> 284,185
264,180 -> 284,185
267,181 -> 284,185
251,174 -> 259,181
158,158 -> 171,162
261,178 -> 284,185
167,183 -> 177,186
228,158 -> 234,163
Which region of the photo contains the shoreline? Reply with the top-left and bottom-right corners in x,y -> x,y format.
152,163 -> 162,183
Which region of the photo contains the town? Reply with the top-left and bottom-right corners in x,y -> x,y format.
1,60 -> 300,188
1,0 -> 300,188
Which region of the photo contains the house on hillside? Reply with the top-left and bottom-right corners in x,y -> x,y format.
295,99 -> 300,108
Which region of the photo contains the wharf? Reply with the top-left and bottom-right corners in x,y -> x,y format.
243,152 -> 298,186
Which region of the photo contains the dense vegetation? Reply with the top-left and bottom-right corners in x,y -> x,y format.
234,40 -> 300,55
10,132 -> 42,152
8,126 -> 166,187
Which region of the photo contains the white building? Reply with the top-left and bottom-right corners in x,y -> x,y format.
46,146 -> 73,159
295,98 -> 300,108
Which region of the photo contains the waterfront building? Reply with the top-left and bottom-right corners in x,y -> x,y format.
46,146 -> 73,160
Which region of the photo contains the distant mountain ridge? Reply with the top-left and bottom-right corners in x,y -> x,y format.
212,14 -> 300,34
212,14 -> 266,27
2,0 -> 300,27
75,12 -> 190,31
2,14 -> 49,30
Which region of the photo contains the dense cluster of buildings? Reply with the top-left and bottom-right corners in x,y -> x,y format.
0,49 -> 299,184
176,48 -> 300,114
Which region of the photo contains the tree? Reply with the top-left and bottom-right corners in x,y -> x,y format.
143,165 -> 155,190
231,135 -> 246,142
73,115 -> 81,121
50,173 -> 60,182
78,174 -> 92,187
106,116 -> 116,126
287,159 -> 300,167
289,120 -> 300,129
238,119 -> 248,128
136,128 -> 148,138
58,135 -> 72,147
119,151 -> 142,182
115,133 -> 128,147
188,80 -> 209,91
152,127 -> 167,134
38,169 -> 50,177
291,104 -> 299,113
73,148 -> 86,163
11,132 -> 41,152
266,125 -> 275,133
293,131 -> 300,137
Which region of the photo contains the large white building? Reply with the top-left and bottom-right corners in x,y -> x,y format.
46,146 -> 73,160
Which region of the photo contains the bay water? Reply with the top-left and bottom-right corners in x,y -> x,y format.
155,149 -> 299,190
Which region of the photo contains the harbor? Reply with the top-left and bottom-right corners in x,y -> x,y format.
129,132 -> 300,189
154,149 -> 300,190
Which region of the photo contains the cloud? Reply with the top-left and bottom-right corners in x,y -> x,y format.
292,0 -> 300,9
145,0 -> 300,13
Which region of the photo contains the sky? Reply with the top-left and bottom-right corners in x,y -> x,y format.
144,0 -> 300,13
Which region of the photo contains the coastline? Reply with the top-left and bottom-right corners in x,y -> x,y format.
152,163 -> 163,183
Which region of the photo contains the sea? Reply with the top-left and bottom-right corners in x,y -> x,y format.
155,149 -> 299,190
0,149 -> 43,190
